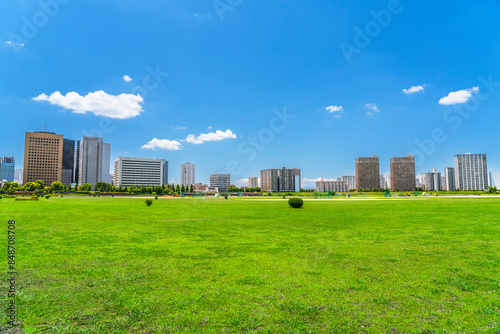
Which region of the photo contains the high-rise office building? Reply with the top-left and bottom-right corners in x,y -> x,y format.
490,172 -> 500,188
390,154 -> 416,191
249,177 -> 259,188
424,168 -> 442,191
23,131 -> 64,185
0,156 -> 15,182
78,136 -> 111,187
180,163 -> 195,187
114,157 -> 168,187
260,167 -> 301,192
14,169 -> 23,184
162,161 -> 168,185
61,139 -> 75,185
385,174 -> 392,190
73,140 -> 80,184
101,143 -> 112,184
454,154 -> 488,191
416,174 -> 425,189
444,167 -> 456,191
355,154 -> 380,191
209,174 -> 230,193
380,174 -> 387,190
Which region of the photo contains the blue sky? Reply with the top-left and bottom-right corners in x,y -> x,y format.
1,0 -> 500,186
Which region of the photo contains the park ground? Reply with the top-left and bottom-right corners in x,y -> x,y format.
1,196 -> 499,333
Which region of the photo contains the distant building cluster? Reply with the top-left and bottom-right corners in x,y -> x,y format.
314,153 -> 492,193
1,131 -> 497,193
261,168 -> 301,193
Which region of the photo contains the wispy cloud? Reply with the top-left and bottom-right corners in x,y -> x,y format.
234,178 -> 249,186
439,87 -> 479,105
185,129 -> 237,144
123,75 -> 132,82
33,90 -> 144,119
403,85 -> 425,95
326,105 -> 344,119
365,103 -> 380,116
5,41 -> 24,48
141,139 -> 182,151
172,125 -> 187,130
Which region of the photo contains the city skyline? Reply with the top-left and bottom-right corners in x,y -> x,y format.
1,1 -> 500,187
3,130 -> 498,189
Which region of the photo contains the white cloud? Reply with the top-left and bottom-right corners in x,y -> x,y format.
33,90 -> 144,119
207,126 -> 213,130
123,75 -> 132,82
185,129 -> 237,144
326,105 -> 344,119
326,105 -> 343,113
365,103 -> 380,116
5,41 -> 24,48
439,87 -> 479,105
172,125 -> 187,130
141,138 -> 183,151
142,129 -> 237,151
302,177 -> 336,187
403,85 -> 425,95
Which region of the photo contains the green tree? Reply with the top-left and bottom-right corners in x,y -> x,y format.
175,184 -> 180,192
190,184 -> 194,193
181,184 -> 185,192
79,183 -> 92,191
35,180 -> 45,190
24,182 -> 37,192
50,181 -> 65,192
95,182 -> 112,192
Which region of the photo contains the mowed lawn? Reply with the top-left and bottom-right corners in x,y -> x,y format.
1,197 -> 500,333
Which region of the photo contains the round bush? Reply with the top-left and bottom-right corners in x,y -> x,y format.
145,199 -> 153,206
288,198 -> 303,209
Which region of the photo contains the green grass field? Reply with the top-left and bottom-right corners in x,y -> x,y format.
1,197 -> 500,333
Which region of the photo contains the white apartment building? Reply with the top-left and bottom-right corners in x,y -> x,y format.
249,177 -> 259,188
114,157 -> 168,187
454,154 -> 488,191
316,179 -> 348,193
338,175 -> 356,190
180,163 -> 195,187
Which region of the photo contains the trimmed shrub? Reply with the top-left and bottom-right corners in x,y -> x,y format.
45,195 -> 51,199
145,199 -> 153,206
224,194 -> 228,200
288,198 -> 303,209
155,195 -> 159,200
